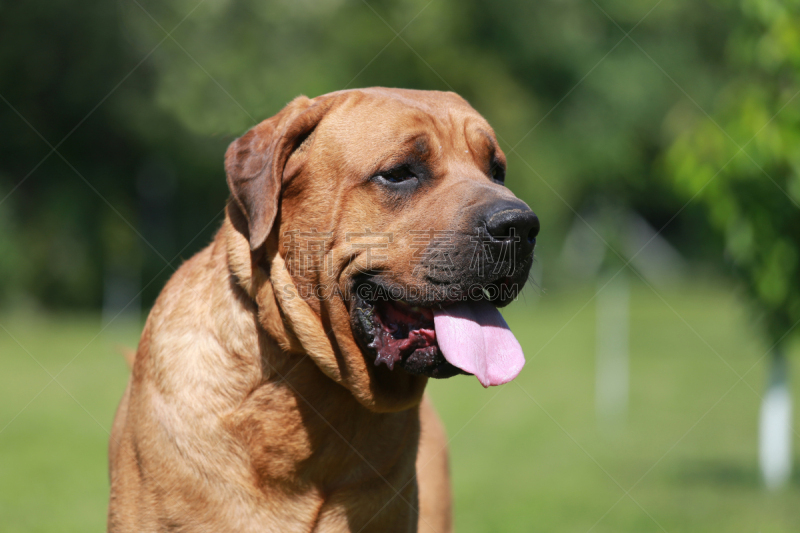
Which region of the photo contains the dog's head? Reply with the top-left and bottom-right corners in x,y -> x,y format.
225,88 -> 538,412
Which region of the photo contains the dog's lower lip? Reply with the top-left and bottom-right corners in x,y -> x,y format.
350,283 -> 465,378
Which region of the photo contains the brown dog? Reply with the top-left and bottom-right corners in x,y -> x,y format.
108,88 -> 538,532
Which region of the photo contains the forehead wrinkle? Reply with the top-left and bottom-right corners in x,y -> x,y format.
461,119 -> 495,164
370,97 -> 458,153
477,129 -> 496,147
322,95 -> 487,176
362,131 -> 433,173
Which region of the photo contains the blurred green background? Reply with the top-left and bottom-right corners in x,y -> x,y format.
2,0 -> 800,530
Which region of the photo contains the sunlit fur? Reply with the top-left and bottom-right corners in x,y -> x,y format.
108,87 -> 532,532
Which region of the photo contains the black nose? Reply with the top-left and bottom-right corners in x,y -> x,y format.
484,199 -> 539,255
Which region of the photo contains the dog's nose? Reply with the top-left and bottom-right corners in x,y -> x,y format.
483,199 -> 539,256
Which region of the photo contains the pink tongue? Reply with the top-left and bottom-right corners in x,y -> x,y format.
433,301 -> 525,387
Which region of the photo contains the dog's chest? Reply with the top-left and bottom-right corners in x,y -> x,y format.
226,380 -> 420,495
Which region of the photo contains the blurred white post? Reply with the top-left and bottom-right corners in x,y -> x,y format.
596,272 -> 629,431
759,351 -> 792,490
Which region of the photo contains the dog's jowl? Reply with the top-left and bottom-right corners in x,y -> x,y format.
108,88 -> 538,533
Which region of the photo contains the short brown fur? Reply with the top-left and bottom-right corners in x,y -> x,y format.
109,87 -> 523,532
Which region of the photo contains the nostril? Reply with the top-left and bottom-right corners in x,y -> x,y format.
527,216 -> 540,244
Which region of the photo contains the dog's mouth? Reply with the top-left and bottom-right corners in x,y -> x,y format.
352,290 -> 462,380
350,280 -> 526,387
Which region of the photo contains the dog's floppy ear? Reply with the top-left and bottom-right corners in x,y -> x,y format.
225,95 -> 331,251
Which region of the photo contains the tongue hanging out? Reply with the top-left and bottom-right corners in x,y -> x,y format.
433,301 -> 525,387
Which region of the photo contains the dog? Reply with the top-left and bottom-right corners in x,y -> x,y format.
108,88 -> 539,532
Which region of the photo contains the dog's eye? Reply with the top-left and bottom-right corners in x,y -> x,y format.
491,164 -> 506,184
375,166 -> 417,185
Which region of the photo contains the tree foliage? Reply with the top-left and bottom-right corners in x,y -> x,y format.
1,0 -> 735,309
667,0 -> 800,344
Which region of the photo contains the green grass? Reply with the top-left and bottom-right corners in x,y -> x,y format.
428,281 -> 800,533
1,280 -> 798,532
